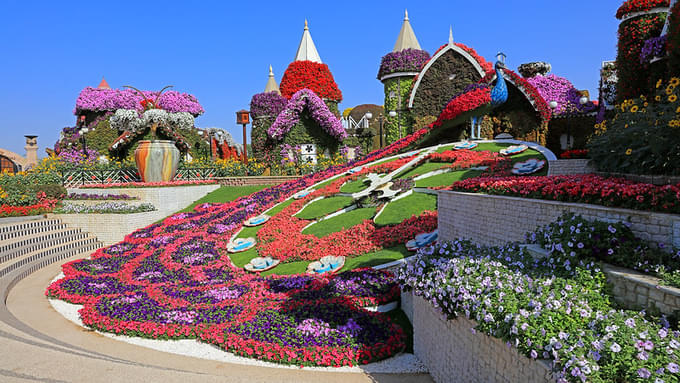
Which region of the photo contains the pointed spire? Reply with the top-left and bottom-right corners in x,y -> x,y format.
97,76 -> 111,89
448,26 -> 454,46
393,9 -> 421,52
294,19 -> 322,63
264,65 -> 280,94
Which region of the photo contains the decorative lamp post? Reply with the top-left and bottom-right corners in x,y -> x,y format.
236,110 -> 250,166
365,112 -> 386,149
77,115 -> 88,157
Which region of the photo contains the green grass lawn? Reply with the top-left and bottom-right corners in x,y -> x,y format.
375,193 -> 437,226
295,196 -> 354,220
414,169 -> 484,188
339,177 -> 371,193
396,162 -> 450,179
302,207 -> 375,238
256,244 -> 411,276
342,244 -> 410,270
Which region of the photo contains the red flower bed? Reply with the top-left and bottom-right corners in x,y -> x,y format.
616,0 -> 669,19
0,198 -> 59,218
560,149 -> 589,159
427,149 -> 511,175
279,61 -> 342,101
444,174 -> 680,213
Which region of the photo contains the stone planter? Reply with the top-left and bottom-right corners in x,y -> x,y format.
134,140 -> 180,183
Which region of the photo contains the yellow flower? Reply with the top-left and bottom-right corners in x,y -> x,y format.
656,96 -> 662,101
656,79 -> 663,88
667,87 -> 675,95
671,77 -> 680,87
644,102 -> 648,107
625,149 -> 632,155
670,95 -> 678,103
630,105 -> 639,113
676,106 -> 680,114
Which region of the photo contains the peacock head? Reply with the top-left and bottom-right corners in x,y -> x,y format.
495,52 -> 507,70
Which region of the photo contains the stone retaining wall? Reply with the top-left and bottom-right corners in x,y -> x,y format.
411,294 -> 553,383
547,159 -> 593,176
604,264 -> 680,315
437,191 -> 680,248
216,176 -> 301,186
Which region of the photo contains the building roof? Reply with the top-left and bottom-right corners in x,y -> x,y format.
294,20 -> 322,63
264,65 -> 280,94
97,77 -> 111,89
393,9 -> 421,52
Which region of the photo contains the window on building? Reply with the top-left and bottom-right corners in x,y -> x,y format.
0,155 -> 18,174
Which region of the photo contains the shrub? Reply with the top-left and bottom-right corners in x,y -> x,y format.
588,77 -> 680,175
32,184 -> 66,201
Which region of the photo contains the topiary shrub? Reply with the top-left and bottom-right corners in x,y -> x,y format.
588,76 -> 680,175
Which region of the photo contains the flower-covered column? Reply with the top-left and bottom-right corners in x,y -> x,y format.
616,0 -> 670,101
378,49 -> 430,146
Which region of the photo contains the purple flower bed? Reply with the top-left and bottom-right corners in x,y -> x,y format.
96,293 -> 242,324
225,301 -> 393,349
527,74 -> 597,116
640,34 -> 668,63
268,89 -> 347,141
250,91 -> 288,119
60,276 -> 137,296
75,87 -> 204,116
377,49 -> 430,79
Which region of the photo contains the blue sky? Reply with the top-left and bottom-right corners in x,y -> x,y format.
0,0 -> 621,157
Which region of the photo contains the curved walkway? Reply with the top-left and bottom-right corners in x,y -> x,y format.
2,245 -> 431,383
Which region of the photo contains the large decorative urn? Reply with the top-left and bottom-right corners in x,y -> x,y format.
134,140 -> 180,182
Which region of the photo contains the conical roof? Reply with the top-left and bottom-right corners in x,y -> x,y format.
294,20 -> 322,63
97,77 -> 111,89
393,9 -> 421,52
264,65 -> 280,94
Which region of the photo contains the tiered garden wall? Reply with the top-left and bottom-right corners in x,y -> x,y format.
546,159 -> 594,175
52,184 -> 219,245
437,190 -> 679,247
408,294 -> 553,383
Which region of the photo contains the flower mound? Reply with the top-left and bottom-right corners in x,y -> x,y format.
268,89 -> 347,141
377,49 -> 430,79
75,87 -> 204,116
279,61 -> 342,102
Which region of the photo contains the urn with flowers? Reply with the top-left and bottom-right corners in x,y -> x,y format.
109,86 -> 193,182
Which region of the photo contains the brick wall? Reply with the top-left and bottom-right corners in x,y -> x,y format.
216,176 -> 302,186
411,293 -> 553,383
604,264 -> 680,315
547,159 -> 593,176
437,191 -> 680,248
